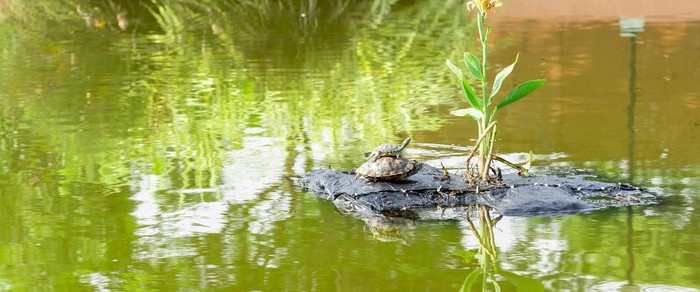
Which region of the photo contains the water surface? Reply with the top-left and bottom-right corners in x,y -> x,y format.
0,1 -> 699,291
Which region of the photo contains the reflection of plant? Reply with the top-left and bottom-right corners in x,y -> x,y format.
0,0 -> 472,180
147,3 -> 183,35
446,0 -> 545,181
453,206 -> 545,292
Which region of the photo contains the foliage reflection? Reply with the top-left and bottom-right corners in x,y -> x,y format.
454,206 -> 545,291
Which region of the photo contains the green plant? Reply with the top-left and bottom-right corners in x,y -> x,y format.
446,0 -> 545,181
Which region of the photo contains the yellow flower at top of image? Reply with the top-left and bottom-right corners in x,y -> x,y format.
466,0 -> 503,13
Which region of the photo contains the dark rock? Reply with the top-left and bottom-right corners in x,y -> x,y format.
299,165 -> 658,219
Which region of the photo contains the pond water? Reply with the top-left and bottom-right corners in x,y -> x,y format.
0,1 -> 699,291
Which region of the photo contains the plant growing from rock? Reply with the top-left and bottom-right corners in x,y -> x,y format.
446,0 -> 545,182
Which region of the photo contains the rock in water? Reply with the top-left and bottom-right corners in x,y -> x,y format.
298,164 -> 658,219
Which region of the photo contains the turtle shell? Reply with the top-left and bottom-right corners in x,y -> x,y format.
364,138 -> 411,160
373,143 -> 402,155
356,156 -> 423,182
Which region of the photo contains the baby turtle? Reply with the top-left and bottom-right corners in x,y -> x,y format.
355,156 -> 423,182
364,137 -> 411,162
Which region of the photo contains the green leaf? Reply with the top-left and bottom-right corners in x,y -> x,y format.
495,79 -> 546,111
451,249 -> 477,264
446,58 -> 463,80
460,268 -> 483,292
451,108 -> 484,121
446,58 -> 483,111
464,52 -> 482,80
461,76 -> 482,111
490,53 -> 519,99
499,270 -> 545,292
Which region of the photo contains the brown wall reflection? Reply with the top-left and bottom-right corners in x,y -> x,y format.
490,0 -> 700,22
442,13 -> 700,169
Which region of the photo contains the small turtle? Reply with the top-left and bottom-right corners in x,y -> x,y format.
364,137 -> 411,162
355,156 -> 423,182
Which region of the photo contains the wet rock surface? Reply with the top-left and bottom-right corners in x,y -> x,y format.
299,164 -> 659,219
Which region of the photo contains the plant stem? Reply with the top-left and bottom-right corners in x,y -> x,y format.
481,125 -> 497,180
463,121 -> 497,173
490,155 -> 530,175
477,12 -> 490,174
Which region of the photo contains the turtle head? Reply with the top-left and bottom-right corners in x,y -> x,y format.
414,161 -> 423,173
399,137 -> 411,151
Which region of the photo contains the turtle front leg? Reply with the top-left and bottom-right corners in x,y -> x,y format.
367,151 -> 379,162
355,174 -> 371,182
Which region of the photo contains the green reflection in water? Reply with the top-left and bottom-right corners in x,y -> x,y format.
454,206 -> 545,292
0,0 -> 478,290
0,0 -> 476,180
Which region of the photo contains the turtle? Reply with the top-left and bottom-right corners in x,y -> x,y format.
355,156 -> 423,182
363,137 -> 411,162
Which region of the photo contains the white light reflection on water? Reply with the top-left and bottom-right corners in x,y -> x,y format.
246,190 -> 292,269
221,136 -> 285,203
129,174 -> 202,259
128,134 -> 289,259
80,272 -> 112,292
590,282 -> 700,292
457,215 -> 567,275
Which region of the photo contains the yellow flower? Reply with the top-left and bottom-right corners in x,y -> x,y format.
466,0 -> 503,13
